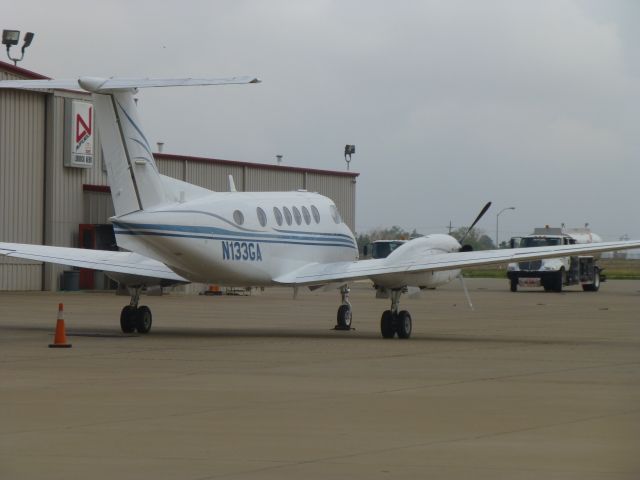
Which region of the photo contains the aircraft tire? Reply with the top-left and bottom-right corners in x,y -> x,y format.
336,304 -> 352,329
135,306 -> 153,334
552,271 -> 564,293
120,306 -> 137,333
380,310 -> 395,338
396,310 -> 412,339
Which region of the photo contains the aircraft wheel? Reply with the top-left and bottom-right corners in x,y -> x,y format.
396,310 -> 412,339
380,310 -> 395,338
120,306 -> 137,333
135,306 -> 153,334
336,304 -> 352,329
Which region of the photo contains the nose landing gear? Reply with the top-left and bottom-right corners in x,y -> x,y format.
335,285 -> 353,330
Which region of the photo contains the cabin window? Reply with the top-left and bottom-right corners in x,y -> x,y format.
283,206 -> 293,226
301,206 -> 311,225
330,205 -> 342,224
292,206 -> 302,225
233,209 -> 245,226
256,207 -> 267,227
311,205 -> 320,223
273,207 -> 283,226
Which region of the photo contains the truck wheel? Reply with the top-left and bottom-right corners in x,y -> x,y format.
552,270 -> 564,293
582,268 -> 600,292
510,277 -> 518,292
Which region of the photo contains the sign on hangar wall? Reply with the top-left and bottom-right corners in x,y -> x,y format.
64,99 -> 94,168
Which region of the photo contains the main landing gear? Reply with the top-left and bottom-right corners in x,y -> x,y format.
335,285 -> 353,330
120,287 -> 153,334
380,289 -> 412,339
334,286 -> 413,339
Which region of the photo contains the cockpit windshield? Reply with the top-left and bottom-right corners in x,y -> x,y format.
371,241 -> 404,259
521,237 -> 561,248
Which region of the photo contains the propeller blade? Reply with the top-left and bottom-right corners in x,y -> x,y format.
459,201 -> 492,245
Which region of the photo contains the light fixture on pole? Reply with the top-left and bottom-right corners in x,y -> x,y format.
2,30 -> 35,66
276,154 -> 283,166
344,144 -> 355,170
496,206 -> 515,248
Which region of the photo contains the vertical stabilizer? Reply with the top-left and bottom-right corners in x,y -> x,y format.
93,91 -> 169,215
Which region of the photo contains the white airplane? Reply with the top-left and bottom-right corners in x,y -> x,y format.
1,76 -> 639,339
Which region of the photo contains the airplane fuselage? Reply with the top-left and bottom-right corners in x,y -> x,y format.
112,190 -> 359,286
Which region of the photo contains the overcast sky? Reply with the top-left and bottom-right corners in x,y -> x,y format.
5,0 -> 639,241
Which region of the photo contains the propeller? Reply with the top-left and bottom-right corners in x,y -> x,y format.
458,201 -> 492,249
455,201 -> 492,310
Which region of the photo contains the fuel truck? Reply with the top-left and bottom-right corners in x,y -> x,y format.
507,226 -> 603,292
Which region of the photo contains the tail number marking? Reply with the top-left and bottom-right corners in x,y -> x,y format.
222,241 -> 263,261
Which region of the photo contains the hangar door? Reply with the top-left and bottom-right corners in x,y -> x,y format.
0,88 -> 45,290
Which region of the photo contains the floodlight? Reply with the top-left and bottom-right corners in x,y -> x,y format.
22,32 -> 34,49
344,144 -> 355,170
2,30 -> 20,46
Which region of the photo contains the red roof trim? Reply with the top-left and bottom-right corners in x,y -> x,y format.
83,184 -> 111,193
153,152 -> 359,178
0,60 -> 50,80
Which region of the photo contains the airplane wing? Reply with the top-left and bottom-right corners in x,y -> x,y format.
273,240 -> 640,286
0,242 -> 187,283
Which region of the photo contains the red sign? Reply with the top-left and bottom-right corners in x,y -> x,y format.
76,106 -> 92,146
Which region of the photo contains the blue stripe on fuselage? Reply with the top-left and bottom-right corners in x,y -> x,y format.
112,221 -> 356,248
113,229 -> 357,249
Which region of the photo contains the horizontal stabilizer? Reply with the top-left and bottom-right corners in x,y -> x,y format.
0,76 -> 260,93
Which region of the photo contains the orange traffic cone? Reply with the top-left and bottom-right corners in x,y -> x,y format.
49,303 -> 72,348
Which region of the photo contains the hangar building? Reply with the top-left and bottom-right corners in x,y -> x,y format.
0,60 -> 358,291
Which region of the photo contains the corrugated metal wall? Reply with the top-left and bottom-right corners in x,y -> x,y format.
185,161 -> 245,191
157,158 -> 184,180
246,167 -> 304,192
0,80 -> 46,290
42,93 -> 90,289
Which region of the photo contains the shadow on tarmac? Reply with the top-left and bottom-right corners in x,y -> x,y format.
3,323 -> 635,347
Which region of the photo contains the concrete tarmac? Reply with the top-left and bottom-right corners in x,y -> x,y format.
1,279 -> 639,479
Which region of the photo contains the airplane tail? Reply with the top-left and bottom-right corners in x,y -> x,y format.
0,76 -> 260,216
93,90 -> 165,215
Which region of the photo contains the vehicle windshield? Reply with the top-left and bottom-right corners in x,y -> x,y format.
521,237 -> 561,248
371,241 -> 404,259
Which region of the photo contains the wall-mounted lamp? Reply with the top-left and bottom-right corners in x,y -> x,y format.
344,144 -> 355,170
